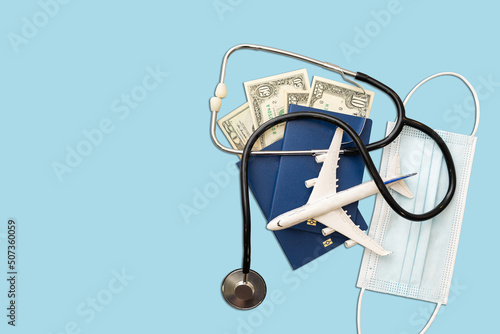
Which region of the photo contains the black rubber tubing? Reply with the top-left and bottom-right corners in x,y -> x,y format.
239,73 -> 456,275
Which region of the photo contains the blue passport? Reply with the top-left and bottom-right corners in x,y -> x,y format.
239,105 -> 372,269
269,104 -> 373,234
241,140 -> 366,269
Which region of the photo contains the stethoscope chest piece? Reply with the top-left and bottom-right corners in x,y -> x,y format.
221,269 -> 267,310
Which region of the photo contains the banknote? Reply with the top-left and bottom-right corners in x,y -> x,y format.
307,76 -> 375,117
218,102 -> 262,151
284,90 -> 310,113
244,69 -> 310,148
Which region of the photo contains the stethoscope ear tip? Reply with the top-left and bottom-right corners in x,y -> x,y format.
222,269 -> 267,310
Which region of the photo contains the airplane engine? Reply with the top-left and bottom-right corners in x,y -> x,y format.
305,178 -> 318,188
322,227 -> 336,236
344,239 -> 358,248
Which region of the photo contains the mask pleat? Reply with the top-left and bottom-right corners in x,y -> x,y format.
419,143 -> 460,302
410,147 -> 443,289
398,136 -> 435,292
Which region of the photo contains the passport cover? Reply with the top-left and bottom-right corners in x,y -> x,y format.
237,105 -> 372,269
269,105 -> 373,234
240,140 -> 367,269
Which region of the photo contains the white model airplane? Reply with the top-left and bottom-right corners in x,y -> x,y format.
267,128 -> 415,256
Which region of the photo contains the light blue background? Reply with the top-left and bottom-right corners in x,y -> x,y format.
0,0 -> 497,333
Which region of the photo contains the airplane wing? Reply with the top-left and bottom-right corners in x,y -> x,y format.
313,209 -> 391,256
307,128 -> 343,204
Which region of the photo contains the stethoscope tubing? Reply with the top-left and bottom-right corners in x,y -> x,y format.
240,112 -> 456,274
210,45 -> 457,278
353,71 -> 457,217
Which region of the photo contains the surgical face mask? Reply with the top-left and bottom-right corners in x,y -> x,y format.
356,72 -> 479,334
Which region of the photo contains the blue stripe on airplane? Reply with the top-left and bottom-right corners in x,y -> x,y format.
384,173 -> 417,185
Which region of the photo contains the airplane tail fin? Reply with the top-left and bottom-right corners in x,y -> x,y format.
387,154 -> 414,199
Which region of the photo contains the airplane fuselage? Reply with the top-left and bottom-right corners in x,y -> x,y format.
268,177 -> 399,230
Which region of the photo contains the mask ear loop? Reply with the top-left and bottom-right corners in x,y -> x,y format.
403,72 -> 480,137
337,69 -> 369,146
356,288 -> 442,334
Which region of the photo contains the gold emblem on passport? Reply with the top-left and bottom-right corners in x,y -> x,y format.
306,219 -> 317,226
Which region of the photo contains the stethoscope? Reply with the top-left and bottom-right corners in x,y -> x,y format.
209,44 -> 458,310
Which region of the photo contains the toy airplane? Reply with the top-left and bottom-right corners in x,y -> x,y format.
267,128 -> 415,256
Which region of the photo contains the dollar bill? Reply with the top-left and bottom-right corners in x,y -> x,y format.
284,90 -> 310,113
307,76 -> 375,117
218,102 -> 262,151
244,69 -> 310,148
